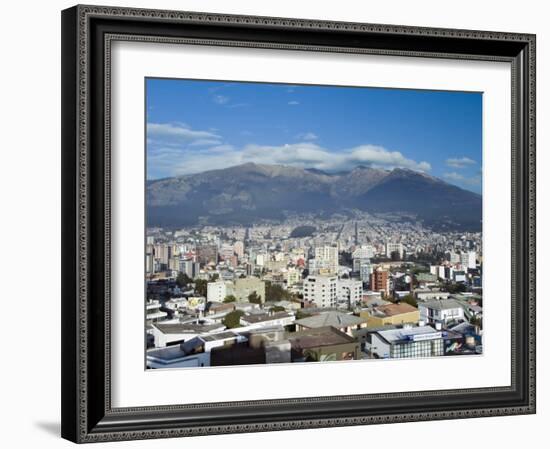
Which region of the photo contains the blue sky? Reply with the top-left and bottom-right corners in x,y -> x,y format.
146,78 -> 482,193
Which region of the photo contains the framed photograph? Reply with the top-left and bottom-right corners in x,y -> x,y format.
61,4 -> 536,443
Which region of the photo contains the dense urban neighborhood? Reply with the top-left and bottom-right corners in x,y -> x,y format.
145,211 -> 483,369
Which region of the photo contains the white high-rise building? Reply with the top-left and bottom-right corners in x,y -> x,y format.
314,245 -> 339,274
302,275 -> 338,308
352,245 -> 375,259
448,251 -> 461,264
460,251 -> 476,270
385,242 -> 404,259
207,281 -> 227,302
353,257 -> 371,273
255,253 -> 266,266
234,241 -> 244,259
220,243 -> 235,260
337,278 -> 363,307
360,262 -> 373,283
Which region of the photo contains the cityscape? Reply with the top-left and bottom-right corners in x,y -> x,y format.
145,79 -> 483,369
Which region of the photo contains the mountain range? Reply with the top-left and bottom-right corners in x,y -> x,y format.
146,163 -> 482,231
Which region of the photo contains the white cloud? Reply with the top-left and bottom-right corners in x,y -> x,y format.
443,171 -> 481,187
147,122 -> 432,179
446,157 -> 476,168
147,123 -> 221,142
213,95 -> 229,105
162,141 -> 431,177
296,132 -> 318,141
288,101 -> 300,105
189,139 -> 223,147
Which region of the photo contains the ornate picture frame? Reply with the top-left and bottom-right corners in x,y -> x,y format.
61,4 -> 536,443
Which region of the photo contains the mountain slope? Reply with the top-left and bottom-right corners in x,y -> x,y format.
146,163 -> 482,230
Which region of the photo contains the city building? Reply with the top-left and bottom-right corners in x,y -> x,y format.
368,325 -> 445,359
385,241 -> 404,259
234,241 -> 245,259
294,311 -> 367,336
151,322 -> 226,347
361,302 -> 419,327
337,278 -> 363,308
196,244 -> 218,266
146,299 -> 168,325
240,311 -> 295,329
415,290 -> 450,301
302,275 -> 338,308
286,326 -> 360,362
154,243 -> 171,265
179,258 -> 200,279
147,331 -> 246,368
419,299 -> 465,327
460,251 -> 476,270
227,277 -> 266,303
313,244 -> 339,274
352,245 -> 375,259
206,280 -> 227,302
370,267 -> 390,297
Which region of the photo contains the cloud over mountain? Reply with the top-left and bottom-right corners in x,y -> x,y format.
147,122 -> 432,179
445,157 -> 476,168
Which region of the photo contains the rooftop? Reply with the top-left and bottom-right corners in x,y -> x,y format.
295,311 -> 366,329
154,322 -> 224,334
241,311 -> 293,324
420,299 -> 463,310
146,345 -> 190,363
374,302 -> 418,317
286,326 -> 356,350
376,325 -> 442,344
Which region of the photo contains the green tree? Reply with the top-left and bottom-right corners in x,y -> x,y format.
194,279 -> 208,297
248,291 -> 262,304
443,282 -> 467,294
469,315 -> 482,329
400,294 -> 418,308
222,310 -> 245,329
265,281 -> 291,302
223,295 -> 237,303
176,272 -> 191,288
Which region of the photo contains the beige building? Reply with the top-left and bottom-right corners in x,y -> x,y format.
227,276 -> 266,303
361,302 -> 419,327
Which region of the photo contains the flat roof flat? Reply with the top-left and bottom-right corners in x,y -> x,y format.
286,326 -> 356,350
377,325 -> 441,344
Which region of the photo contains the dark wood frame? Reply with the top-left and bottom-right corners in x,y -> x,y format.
61,4 -> 536,443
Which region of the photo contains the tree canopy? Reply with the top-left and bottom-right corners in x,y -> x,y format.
194,279 -> 208,297
248,291 -> 262,304
265,281 -> 291,302
176,272 -> 192,288
222,310 -> 245,329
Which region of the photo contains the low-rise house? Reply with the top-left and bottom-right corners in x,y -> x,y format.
146,345 -> 210,369
239,311 -> 295,329
146,299 -> 168,325
286,326 -> 360,362
415,290 -> 450,302
206,301 -> 235,315
151,322 -> 226,347
361,302 -> 419,327
146,331 -> 246,369
418,299 -> 465,327
294,311 -> 367,337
